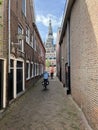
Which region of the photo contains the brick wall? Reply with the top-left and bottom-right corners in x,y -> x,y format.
0,0 -> 3,53
70,0 -> 98,129
56,29 -> 61,77
61,29 -> 67,86
0,0 -> 8,58
0,0 -> 3,41
3,0 -> 45,87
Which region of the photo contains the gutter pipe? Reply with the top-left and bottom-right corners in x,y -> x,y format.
8,0 -> 11,73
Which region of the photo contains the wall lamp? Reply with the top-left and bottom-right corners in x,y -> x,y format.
11,33 -> 25,46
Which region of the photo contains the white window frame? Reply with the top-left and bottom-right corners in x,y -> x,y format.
18,24 -> 24,52
34,63 -> 36,76
31,35 -> 34,48
10,57 -> 25,99
33,31 -> 36,51
34,38 -> 36,51
0,59 -> 7,108
33,31 -> 35,49
31,62 -> 34,77
26,26 -> 30,44
26,61 -> 30,80
37,64 -> 38,75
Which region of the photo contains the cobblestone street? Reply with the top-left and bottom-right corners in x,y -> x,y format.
0,77 -> 91,130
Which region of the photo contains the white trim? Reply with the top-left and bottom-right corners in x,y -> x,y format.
23,61 -> 25,91
31,35 -> 34,48
37,63 -> 39,76
26,61 -> 30,80
3,59 -> 6,108
10,57 -> 25,98
18,24 -> 24,52
14,60 -> 16,98
34,63 -> 37,76
26,26 -> 30,44
31,62 -> 34,78
34,38 -> 37,51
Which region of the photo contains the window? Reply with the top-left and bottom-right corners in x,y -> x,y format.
34,37 -> 36,51
33,63 -> 35,76
34,63 -> 38,76
31,35 -> 34,48
16,61 -> 23,93
26,61 -> 30,80
49,57 -> 52,59
18,25 -> 24,51
31,62 -> 34,77
22,0 -> 26,16
37,64 -> 39,75
32,31 -> 35,49
26,26 -> 30,44
33,31 -> 36,50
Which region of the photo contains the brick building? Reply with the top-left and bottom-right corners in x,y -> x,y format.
0,0 -> 45,110
58,0 -> 98,129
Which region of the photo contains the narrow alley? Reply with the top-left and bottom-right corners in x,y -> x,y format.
0,77 -> 91,130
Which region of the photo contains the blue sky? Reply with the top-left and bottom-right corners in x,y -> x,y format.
34,0 -> 66,44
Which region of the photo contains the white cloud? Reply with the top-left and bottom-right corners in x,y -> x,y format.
53,32 -> 57,40
53,32 -> 57,44
36,14 -> 62,27
36,14 -> 63,44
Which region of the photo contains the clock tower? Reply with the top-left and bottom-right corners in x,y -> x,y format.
45,19 -> 56,72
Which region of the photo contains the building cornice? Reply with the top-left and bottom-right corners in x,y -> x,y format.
59,0 -> 75,45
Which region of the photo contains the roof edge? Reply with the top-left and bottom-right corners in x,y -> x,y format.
59,0 -> 75,45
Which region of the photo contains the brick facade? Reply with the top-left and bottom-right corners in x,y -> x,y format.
0,0 -> 7,58
56,28 -> 61,78
58,0 -> 98,129
0,0 -> 45,110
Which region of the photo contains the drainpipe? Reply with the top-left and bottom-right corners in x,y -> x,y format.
67,20 -> 70,67
8,0 -> 11,73
67,19 -> 71,94
8,0 -> 11,102
59,44 -> 62,81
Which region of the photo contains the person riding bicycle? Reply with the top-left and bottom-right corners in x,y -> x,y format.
43,71 -> 49,85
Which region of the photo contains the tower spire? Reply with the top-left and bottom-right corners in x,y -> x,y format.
48,19 -> 53,36
46,19 -> 54,46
